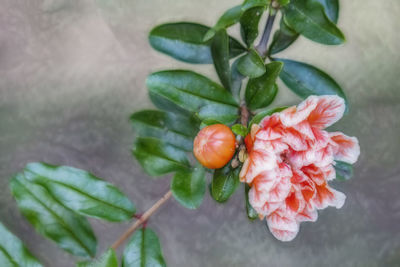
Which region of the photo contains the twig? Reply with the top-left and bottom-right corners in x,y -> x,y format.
255,8 -> 277,58
111,190 -> 172,250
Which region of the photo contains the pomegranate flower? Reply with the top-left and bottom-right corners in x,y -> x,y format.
240,95 -> 360,241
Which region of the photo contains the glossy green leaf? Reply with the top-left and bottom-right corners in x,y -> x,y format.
242,0 -> 270,11
276,58 -> 347,109
122,228 -> 166,267
147,70 -> 239,124
245,184 -> 258,220
278,0 -> 291,6
22,162 -> 135,222
133,137 -> 190,177
283,0 -> 345,45
149,23 -> 246,64
171,165 -> 206,209
231,124 -> 248,136
204,5 -> 243,41
211,164 -> 240,203
269,17 -> 299,55
317,0 -> 339,23
245,61 -> 283,110
249,106 -> 288,126
200,119 -> 223,129
10,174 -> 97,258
237,48 -> 266,78
334,161 -> 353,181
211,29 -> 231,90
230,58 -> 246,101
0,222 -> 43,267
240,7 -> 265,47
131,110 -> 198,151
77,248 -> 118,267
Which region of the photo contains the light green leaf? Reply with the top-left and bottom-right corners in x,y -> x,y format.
245,184 -> 258,220
231,124 -> 248,137
133,137 -> 190,177
240,6 -> 265,47
283,0 -> 344,45
317,0 -> 339,23
269,17 -> 299,55
245,61 -> 283,110
122,228 -> 166,267
171,166 -> 206,209
237,48 -> 266,78
334,161 -> 353,181
277,0 -> 291,6
211,29 -> 231,90
77,248 -> 118,267
10,174 -> 97,258
249,106 -> 288,126
146,70 -> 239,124
0,222 -> 43,267
131,110 -> 199,152
22,162 -> 135,222
149,22 -> 246,64
276,58 -> 348,110
242,0 -> 270,11
211,164 -> 240,203
204,5 -> 243,41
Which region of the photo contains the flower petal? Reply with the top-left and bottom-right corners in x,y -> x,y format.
280,96 -> 319,127
307,95 -> 345,129
267,210 -> 299,242
312,183 -> 346,209
330,132 -> 360,164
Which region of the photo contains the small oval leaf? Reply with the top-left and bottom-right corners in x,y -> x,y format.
211,29 -> 231,90
77,248 -> 118,267
240,6 -> 265,47
171,166 -> 206,209
269,17 -> 299,55
231,124 -> 248,137
245,184 -> 258,220
204,5 -> 243,41
237,49 -> 266,78
334,161 -> 353,181
211,164 -> 240,203
122,228 -> 166,267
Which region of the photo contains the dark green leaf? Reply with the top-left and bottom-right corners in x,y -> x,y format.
317,0 -> 339,23
230,58 -> 246,101
204,5 -> 243,41
200,119 -> 223,129
149,23 -> 246,64
242,0 -> 270,11
231,124 -> 248,136
283,0 -> 345,45
276,58 -> 348,110
77,248 -> 118,267
211,29 -> 231,90
269,17 -> 299,55
0,222 -> 43,267
240,7 -> 265,47
245,61 -> 283,110
131,110 -> 199,151
22,162 -> 135,222
237,48 -> 266,78
278,0 -> 291,6
10,174 -> 97,258
122,228 -> 166,267
245,184 -> 258,220
334,161 -> 353,181
171,165 -> 206,209
133,137 -> 190,177
211,164 -> 240,203
146,70 -> 239,124
249,106 -> 288,126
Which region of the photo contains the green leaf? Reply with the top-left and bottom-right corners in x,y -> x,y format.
211,29 -> 231,90
242,0 -> 270,11
0,222 -> 43,267
171,165 -> 206,209
204,5 -> 243,41
211,164 -> 240,203
77,248 -> 118,267
269,17 -> 299,55
240,7 -> 265,47
131,110 -> 199,152
334,161 -> 353,181
22,162 -> 135,222
133,137 -> 190,177
245,61 -> 283,110
317,0 -> 339,23
237,48 -> 266,78
122,228 -> 166,267
283,0 -> 345,45
149,23 -> 246,64
276,58 -> 348,110
231,124 -> 248,136
230,58 -> 246,101
10,174 -> 97,258
200,119 -> 222,129
146,70 -> 239,124
249,106 -> 288,126
245,184 -> 258,220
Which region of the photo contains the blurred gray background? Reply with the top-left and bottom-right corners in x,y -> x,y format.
1,0 -> 400,266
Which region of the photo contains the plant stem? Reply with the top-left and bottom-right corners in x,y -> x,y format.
111,190 -> 172,250
255,9 -> 277,58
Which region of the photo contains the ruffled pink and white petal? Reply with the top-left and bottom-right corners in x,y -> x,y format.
307,95 -> 345,129
330,132 -> 360,164
267,210 -> 299,242
279,96 -> 319,127
312,183 -> 346,209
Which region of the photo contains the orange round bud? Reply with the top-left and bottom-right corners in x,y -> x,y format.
193,124 -> 236,169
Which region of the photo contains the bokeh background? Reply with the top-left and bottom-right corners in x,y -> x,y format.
1,0 -> 400,266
